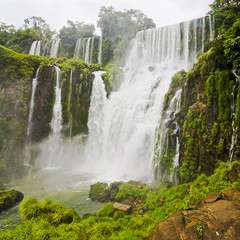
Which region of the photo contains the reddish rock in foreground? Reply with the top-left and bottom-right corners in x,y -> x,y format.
149,187 -> 240,240
113,202 -> 132,214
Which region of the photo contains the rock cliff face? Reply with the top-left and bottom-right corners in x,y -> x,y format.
31,65 -> 55,142
149,187 -> 240,240
0,45 -> 102,180
156,4 -> 240,183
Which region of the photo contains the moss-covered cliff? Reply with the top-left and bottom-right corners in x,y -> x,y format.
0,45 -> 104,180
156,4 -> 240,183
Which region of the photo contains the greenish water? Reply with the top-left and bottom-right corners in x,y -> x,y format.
0,169 -> 105,230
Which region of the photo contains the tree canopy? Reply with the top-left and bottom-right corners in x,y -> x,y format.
97,6 -> 156,66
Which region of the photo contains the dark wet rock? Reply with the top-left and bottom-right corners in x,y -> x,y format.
109,181 -> 123,201
0,190 -> 24,214
149,187 -> 240,240
148,66 -> 155,72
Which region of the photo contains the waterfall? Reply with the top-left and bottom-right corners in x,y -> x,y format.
35,41 -> 41,56
29,41 -> 37,55
98,36 -> 102,66
29,41 -> 41,55
84,38 -> 91,64
86,71 -> 107,157
209,14 -> 213,41
85,18 -> 211,181
229,70 -> 240,163
193,19 -> 198,62
74,38 -> 82,59
202,17 -> 205,53
25,69 -> 40,166
40,66 -> 63,168
67,70 -> 73,137
50,39 -> 60,58
90,37 -> 95,64
183,21 -> 190,69
51,66 -> 63,136
26,68 -> 40,142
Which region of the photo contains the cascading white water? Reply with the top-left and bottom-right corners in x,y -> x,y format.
29,41 -> 41,55
27,69 -> 40,141
35,41 -> 41,56
209,14 -> 214,41
84,38 -> 91,64
98,36 -> 102,66
25,69 -> 40,166
74,38 -> 82,59
50,39 -> 60,58
229,70 -> 240,163
202,17 -> 205,53
67,70 -> 73,137
29,41 -> 37,55
90,16 -> 214,182
86,71 -> 107,161
39,66 -> 63,168
90,37 -> 95,64
85,18 -> 211,182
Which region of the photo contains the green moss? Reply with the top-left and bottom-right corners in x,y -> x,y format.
97,202 -> 114,217
115,183 -> 150,202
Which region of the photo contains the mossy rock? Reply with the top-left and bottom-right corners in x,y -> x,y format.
109,181 -> 123,201
89,182 -> 109,202
0,190 -> 24,214
127,180 -> 147,189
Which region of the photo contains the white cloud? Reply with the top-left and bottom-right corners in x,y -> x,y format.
0,0 -> 213,32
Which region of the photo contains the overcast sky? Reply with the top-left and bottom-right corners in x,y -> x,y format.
0,0 -> 213,33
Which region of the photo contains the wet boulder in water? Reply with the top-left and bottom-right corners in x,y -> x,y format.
148,66 -> 155,72
0,190 -> 24,214
89,182 -> 109,202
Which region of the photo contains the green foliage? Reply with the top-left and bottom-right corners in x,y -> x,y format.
113,211 -> 125,220
97,203 -> 114,217
216,70 -> 232,122
59,20 -> 95,58
196,219 -> 204,237
0,17 -> 55,54
205,75 -> 216,106
1,161 -> 240,239
20,198 -> 81,225
98,6 -> 155,66
115,183 -> 150,202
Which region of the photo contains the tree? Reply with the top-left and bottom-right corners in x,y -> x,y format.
97,6 -> 156,66
59,21 -> 95,58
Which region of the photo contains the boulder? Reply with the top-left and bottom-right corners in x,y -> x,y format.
0,190 -> 24,214
89,182 -> 109,202
113,202 -> 132,214
203,193 -> 221,203
149,187 -> 240,240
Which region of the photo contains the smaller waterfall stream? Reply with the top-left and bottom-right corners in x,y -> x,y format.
84,38 -> 91,64
25,69 -> 40,166
229,70 -> 240,163
50,39 -> 60,58
98,36 -> 102,66
40,66 -> 63,168
29,41 -> 41,55
26,69 -> 40,142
